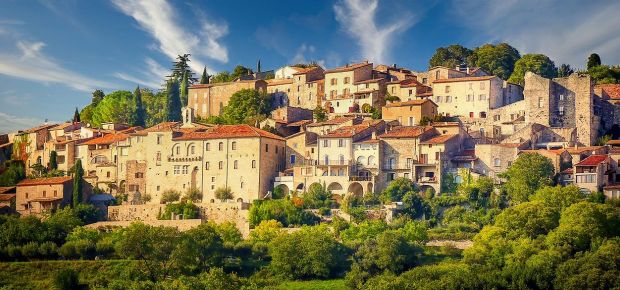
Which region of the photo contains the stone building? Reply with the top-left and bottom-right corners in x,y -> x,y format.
382,99 -> 438,126
386,78 -> 433,101
15,176 -> 75,216
322,61 -> 385,114
188,80 -> 267,118
474,142 -> 529,180
290,66 -> 325,110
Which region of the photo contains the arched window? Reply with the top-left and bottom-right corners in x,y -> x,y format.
189,145 -> 195,155
389,158 -> 395,169
368,155 -> 376,165
231,141 -> 237,150
218,142 -> 223,151
172,144 -> 180,156
356,156 -> 366,165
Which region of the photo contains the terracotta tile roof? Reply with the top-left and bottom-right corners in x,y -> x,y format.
604,184 -> 620,190
141,121 -> 181,133
384,99 -> 435,107
520,149 -> 567,156
561,168 -> 573,174
174,124 -> 285,141
306,117 -> 355,127
292,66 -> 321,75
399,78 -> 423,88
354,78 -> 384,85
287,120 -> 313,127
431,122 -> 461,127
0,194 -> 15,201
322,120 -> 382,138
575,154 -> 608,166
23,123 -> 58,133
421,134 -> 457,144
606,139 -> 620,145
379,126 -> 430,138
0,187 -> 16,194
266,78 -> 293,86
81,133 -> 129,146
565,146 -> 605,154
51,122 -> 75,130
189,79 -> 262,89
18,176 -> 72,186
596,84 -> 620,100
324,62 -> 372,74
432,76 -> 495,84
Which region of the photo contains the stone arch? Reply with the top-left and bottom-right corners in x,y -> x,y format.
118,180 -> 126,194
367,182 -> 374,194
327,182 -> 343,191
295,183 -> 304,191
274,184 -> 290,198
172,143 -> 181,156
347,182 -> 364,197
368,155 -> 376,165
236,198 -> 244,203
186,142 -> 196,156
419,185 -> 436,197
356,156 -> 366,165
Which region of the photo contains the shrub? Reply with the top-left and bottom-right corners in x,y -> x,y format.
21,242 -> 40,260
6,245 -> 22,260
59,241 -> 78,259
303,183 -> 332,209
161,189 -> 181,204
38,241 -> 59,259
215,187 -> 234,201
318,207 -> 331,216
249,199 -> 319,227
95,239 -> 115,257
54,269 -> 80,290
184,187 -> 203,202
74,239 -> 96,259
160,201 -> 199,220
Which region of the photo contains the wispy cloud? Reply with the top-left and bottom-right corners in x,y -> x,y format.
290,44 -> 325,67
450,0 -> 620,69
333,0 -> 415,64
115,57 -> 168,89
0,40 -> 116,92
0,112 -> 46,134
111,0 -> 229,73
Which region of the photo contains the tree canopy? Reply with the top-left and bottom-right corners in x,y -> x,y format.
469,43 -> 521,80
428,44 -> 473,69
90,90 -> 136,127
508,54 -> 557,85
501,153 -> 554,203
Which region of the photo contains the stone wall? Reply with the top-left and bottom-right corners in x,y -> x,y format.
86,220 -> 203,231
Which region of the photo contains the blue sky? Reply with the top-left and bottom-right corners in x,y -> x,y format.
1,0 -> 619,133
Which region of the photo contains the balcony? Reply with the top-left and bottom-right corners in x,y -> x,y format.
349,175 -> 372,181
167,156 -> 203,162
316,159 -> 352,166
418,176 -> 437,183
275,176 -> 294,183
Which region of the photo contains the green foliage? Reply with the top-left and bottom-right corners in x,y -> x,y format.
271,185 -> 287,199
219,89 -> 271,124
172,223 -> 224,275
313,106 -> 327,122
210,65 -> 253,83
428,44 -> 473,69
160,189 -> 181,204
133,86 -> 146,127
370,107 -> 381,119
180,72 -> 189,107
529,185 -> 585,211
469,43 -> 521,80
165,78 -> 182,122
380,177 -> 415,202
508,53 -> 557,85
214,186 -> 233,201
0,160 -> 26,186
72,159 -> 83,207
49,150 -> 58,170
91,89 -> 105,105
269,225 -> 348,279
169,54 -> 197,83
494,201 -> 559,239
183,187 -> 202,202
90,90 -> 136,127
200,67 -> 210,84
54,269 -> 80,290
249,199 -> 319,227
303,183 -> 332,209
585,64 -> 620,84
141,88 -> 167,127
587,53 -> 602,70
554,238 -> 620,290
160,201 -> 199,220
557,63 -> 574,77
501,153 -> 554,203
595,134 -> 612,146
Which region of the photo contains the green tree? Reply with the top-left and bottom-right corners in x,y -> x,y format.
557,63 -> 574,77
72,107 -> 80,123
90,90 -> 136,127
501,153 -> 554,203
220,89 -> 271,124
429,44 -> 473,69
133,86 -> 146,127
200,67 -> 210,84
169,54 -> 197,83
79,104 -> 94,126
313,106 -> 327,122
249,199 -> 319,227
91,89 -> 105,106
529,185 -> 585,211
303,183 -> 332,209
172,223 -> 224,275
141,88 -> 167,127
381,177 -> 415,202
508,54 -> 557,85
554,238 -> 620,290
469,43 -> 521,80
166,78 -> 182,122
49,150 -> 58,170
231,65 -> 253,80
72,159 -> 84,207
210,71 -> 232,83
161,190 -> 181,204
586,64 -> 620,84
587,53 -> 602,70
180,72 -> 189,107
494,201 -> 559,239
214,187 -> 233,201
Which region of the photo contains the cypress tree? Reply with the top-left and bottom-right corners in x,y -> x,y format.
72,107 -> 81,123
587,53 -> 602,70
133,86 -> 146,127
200,67 -> 209,84
49,151 -> 58,170
166,78 -> 182,122
180,72 -> 189,107
92,89 -> 104,106
72,159 -> 84,207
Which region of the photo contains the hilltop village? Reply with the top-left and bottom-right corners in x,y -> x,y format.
1,59 -> 620,235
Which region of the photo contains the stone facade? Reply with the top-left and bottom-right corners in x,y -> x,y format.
188,80 -> 267,118
382,99 -> 438,126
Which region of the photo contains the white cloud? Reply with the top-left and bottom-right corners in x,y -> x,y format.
333,0 -> 415,64
0,40 -> 116,92
112,0 -> 229,73
115,57 -> 168,89
0,112 -> 46,134
451,0 -> 620,69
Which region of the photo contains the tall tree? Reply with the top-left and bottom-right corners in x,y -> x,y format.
166,79 -> 182,122
91,89 -> 105,106
587,53 -> 602,70
428,44 -> 473,69
49,151 -> 58,170
500,153 -> 554,204
133,86 -> 146,127
469,43 -> 521,80
72,107 -> 80,123
257,59 -> 261,73
90,91 -> 136,127
557,64 -> 574,77
169,54 -> 198,84
508,54 -> 557,85
200,67 -> 210,84
72,159 -> 84,207
220,89 -> 270,124
180,72 -> 189,107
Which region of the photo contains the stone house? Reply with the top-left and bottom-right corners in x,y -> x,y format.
322,61 -> 385,114
290,66 -> 325,110
432,76 -> 510,119
381,99 -> 438,126
188,80 -> 267,119
386,78 -> 433,101
475,142 -> 529,180
572,154 -> 613,193
266,78 -> 293,108
305,116 -> 360,135
16,176 -> 74,216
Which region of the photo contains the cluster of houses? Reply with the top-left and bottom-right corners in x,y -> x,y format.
1,61 -> 620,219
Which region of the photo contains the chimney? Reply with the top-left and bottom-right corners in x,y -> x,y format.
455,65 -> 460,71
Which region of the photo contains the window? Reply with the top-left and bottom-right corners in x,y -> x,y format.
206,143 -> 210,151
404,173 -> 410,179
218,142 -> 223,151
538,97 -> 544,108
344,77 -> 350,84
494,158 -> 501,167
265,144 -> 269,152
445,96 -> 452,103
290,155 -> 296,164
212,177 -> 215,182
252,160 -> 256,168
408,117 -> 414,126
175,146 -> 180,155
559,94 -> 564,101
480,82 -> 485,90
218,161 -> 223,169
53,190 -> 57,197
469,112 -> 474,118
387,172 -> 396,182
323,140 -> 329,147
174,165 -> 181,174
479,94 -> 487,101
436,96 -> 442,103
234,160 -> 238,169
205,162 -> 210,170
480,111 -> 487,118
156,151 -> 161,162
445,86 -> 450,93
182,165 -> 188,174
231,141 -> 236,150
338,139 -> 345,147
157,135 -> 162,145
107,172 -> 111,178
468,82 -> 473,89
422,77 -> 427,84
409,89 -> 413,96
467,94 -> 473,102
43,190 -> 46,197
135,173 -> 144,178
189,145 -> 195,155
389,158 -> 395,169
435,152 -> 440,161
559,106 -> 564,115
435,70 -> 440,80
241,182 -> 244,189
331,78 -> 337,85
339,155 -> 345,165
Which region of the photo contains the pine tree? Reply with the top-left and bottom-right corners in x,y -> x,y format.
92,89 -> 105,106
587,53 -> 602,70
133,86 -> 146,127
200,67 -> 209,84
180,72 -> 189,107
49,151 -> 58,170
166,78 -> 182,122
169,54 -> 198,84
72,107 -> 81,123
72,159 -> 84,207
